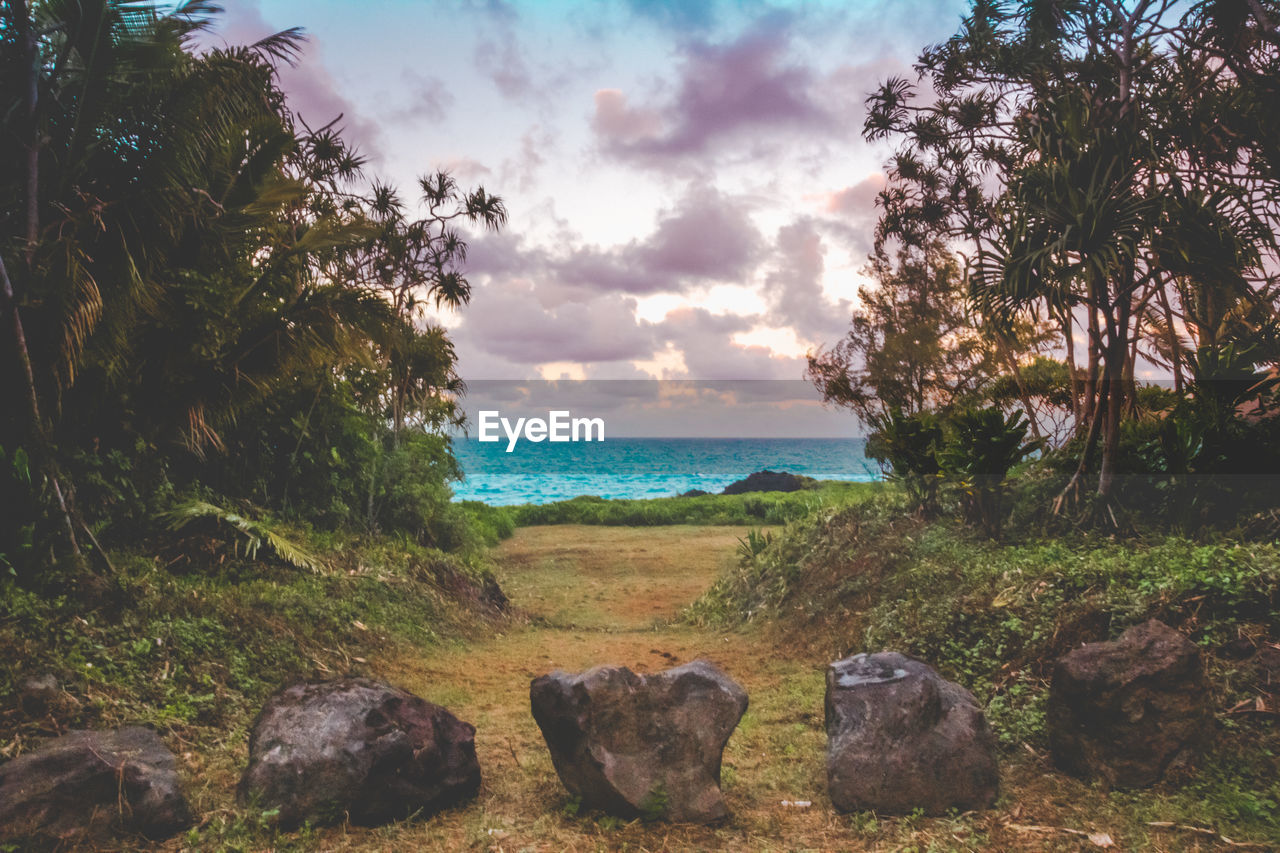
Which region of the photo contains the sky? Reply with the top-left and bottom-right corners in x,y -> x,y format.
209,0 -> 974,390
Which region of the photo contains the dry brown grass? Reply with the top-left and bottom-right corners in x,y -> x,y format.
164,525 -> 1271,852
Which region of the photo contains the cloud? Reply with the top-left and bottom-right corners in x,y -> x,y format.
208,0 -> 383,158
591,13 -> 835,164
655,307 -> 804,379
639,186 -> 764,279
436,157 -> 494,184
475,31 -> 536,100
455,279 -> 656,365
466,184 -> 763,297
499,126 -> 554,192
396,70 -> 456,123
815,172 -> 887,258
763,218 -> 852,341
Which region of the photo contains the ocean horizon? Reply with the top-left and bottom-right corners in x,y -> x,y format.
450,436 -> 881,505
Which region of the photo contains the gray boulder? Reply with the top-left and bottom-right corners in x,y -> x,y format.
0,727 -> 193,844
1048,619 -> 1211,788
825,652 -> 998,815
239,677 -> 480,828
530,659 -> 748,823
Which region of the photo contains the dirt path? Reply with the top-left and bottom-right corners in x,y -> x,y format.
238,525 -> 1217,852
158,522 -> 1274,853
314,524 -> 866,851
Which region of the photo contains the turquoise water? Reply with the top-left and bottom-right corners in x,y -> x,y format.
450,437 -> 880,505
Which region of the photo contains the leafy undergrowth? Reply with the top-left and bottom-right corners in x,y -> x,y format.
509,480 -> 883,526
688,494 -> 1280,845
0,533 -> 510,782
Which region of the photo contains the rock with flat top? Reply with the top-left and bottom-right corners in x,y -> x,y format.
825,652 -> 998,814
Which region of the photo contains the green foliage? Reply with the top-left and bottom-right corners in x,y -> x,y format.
690,494 -> 1280,838
508,482 -> 881,527
864,0 -> 1280,504
0,1 -> 505,577
638,784 -> 669,822
160,500 -> 323,573
866,409 -> 945,515
939,407 -> 1040,536
0,536 -> 497,736
736,527 -> 774,560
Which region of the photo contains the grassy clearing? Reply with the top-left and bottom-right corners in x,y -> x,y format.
6,498 -> 1279,851
504,480 -> 883,527
690,493 -> 1280,847
0,534 -> 507,845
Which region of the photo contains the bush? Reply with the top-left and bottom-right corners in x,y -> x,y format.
506,482 -> 882,527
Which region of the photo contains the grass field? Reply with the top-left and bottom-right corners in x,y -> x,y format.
172,522 -> 1277,852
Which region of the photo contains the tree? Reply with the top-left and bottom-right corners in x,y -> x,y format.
807,237 -> 1000,427
864,0 -> 1280,507
0,1 -> 504,575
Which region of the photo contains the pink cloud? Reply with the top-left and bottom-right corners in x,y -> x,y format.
593,14 -> 835,163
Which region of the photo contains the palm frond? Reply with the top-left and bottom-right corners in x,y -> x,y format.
160,499 -> 324,573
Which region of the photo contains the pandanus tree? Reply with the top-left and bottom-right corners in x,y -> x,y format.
864,0 -> 1280,508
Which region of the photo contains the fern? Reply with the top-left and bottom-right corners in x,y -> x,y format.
160,500 -> 324,573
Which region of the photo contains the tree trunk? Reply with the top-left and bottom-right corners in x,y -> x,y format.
1157,285 -> 1183,393
1096,290 -> 1133,500
11,0 -> 85,565
997,333 -> 1043,441
1062,307 -> 1082,426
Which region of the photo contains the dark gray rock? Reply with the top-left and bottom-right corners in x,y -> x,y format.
1048,619 -> 1211,788
825,652 -> 998,815
530,659 -> 748,823
239,677 -> 480,828
0,726 -> 193,844
721,470 -> 812,495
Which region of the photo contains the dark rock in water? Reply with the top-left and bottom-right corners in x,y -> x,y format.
0,727 -> 193,844
1049,619 -> 1211,788
530,660 -> 748,823
825,652 -> 998,815
679,489 -> 710,498
17,673 -> 60,715
721,470 -> 811,495
239,677 -> 480,828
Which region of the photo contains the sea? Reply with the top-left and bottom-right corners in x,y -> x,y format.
450,437 -> 881,505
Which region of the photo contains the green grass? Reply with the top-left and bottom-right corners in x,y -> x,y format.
686,493 -> 1280,844
0,538 -> 502,739
505,481 -> 883,527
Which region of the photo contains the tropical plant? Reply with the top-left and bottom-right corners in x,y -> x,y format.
866,408 -> 946,516
0,1 -> 504,579
160,500 -> 323,573
863,0 -> 1280,512
940,407 -> 1040,537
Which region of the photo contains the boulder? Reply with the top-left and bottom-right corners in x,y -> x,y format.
825,652 -> 998,815
530,659 -> 748,823
679,489 -> 710,498
239,677 -> 481,828
0,727 -> 193,844
721,470 -> 811,495
1048,619 -> 1211,788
